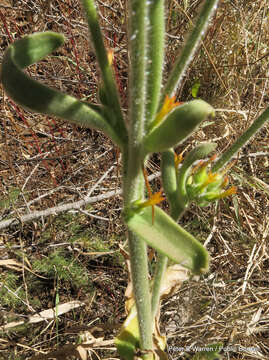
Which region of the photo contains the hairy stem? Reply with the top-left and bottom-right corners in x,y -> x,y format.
81,0 -> 127,145
128,231 -> 152,352
160,0 -> 219,103
123,0 -> 153,352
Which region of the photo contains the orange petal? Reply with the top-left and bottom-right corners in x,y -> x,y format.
151,95 -> 182,129
139,192 -> 165,209
218,186 -> 237,199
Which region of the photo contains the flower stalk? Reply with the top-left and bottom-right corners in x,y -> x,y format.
212,107 -> 269,172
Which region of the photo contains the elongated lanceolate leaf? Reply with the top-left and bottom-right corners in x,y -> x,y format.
161,0 -> 219,100
0,32 -> 123,147
124,205 -> 209,275
145,0 -> 165,125
143,100 -> 214,156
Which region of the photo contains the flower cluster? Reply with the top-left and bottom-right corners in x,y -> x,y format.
185,156 -> 236,206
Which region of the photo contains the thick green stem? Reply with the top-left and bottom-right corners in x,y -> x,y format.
123,142 -> 153,352
123,153 -> 153,352
81,0 -> 127,144
212,107 -> 269,172
128,231 -> 152,350
123,0 -> 153,352
160,0 -> 219,103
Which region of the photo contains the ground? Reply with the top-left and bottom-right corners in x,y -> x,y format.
0,0 -> 268,359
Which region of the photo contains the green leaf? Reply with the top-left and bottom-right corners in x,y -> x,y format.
123,205 -> 209,275
142,100 -> 214,156
145,0 -> 165,126
191,80 -> 201,98
161,0 -> 219,100
0,32 -> 123,148
115,305 -> 140,360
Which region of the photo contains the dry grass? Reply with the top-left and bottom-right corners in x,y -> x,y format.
0,0 -> 268,359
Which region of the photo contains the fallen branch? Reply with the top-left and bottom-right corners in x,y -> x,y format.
0,151 -> 267,231
0,188 -> 122,230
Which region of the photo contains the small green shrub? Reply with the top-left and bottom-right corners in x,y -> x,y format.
0,272 -> 25,308
32,250 -> 90,289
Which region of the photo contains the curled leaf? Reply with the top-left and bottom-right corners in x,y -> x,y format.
143,100 -> 214,156
151,95 -> 182,129
0,32 -> 123,147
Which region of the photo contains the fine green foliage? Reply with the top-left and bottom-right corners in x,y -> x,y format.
0,273 -> 25,308
0,187 -> 20,209
32,250 -> 90,289
1,0 -> 268,357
